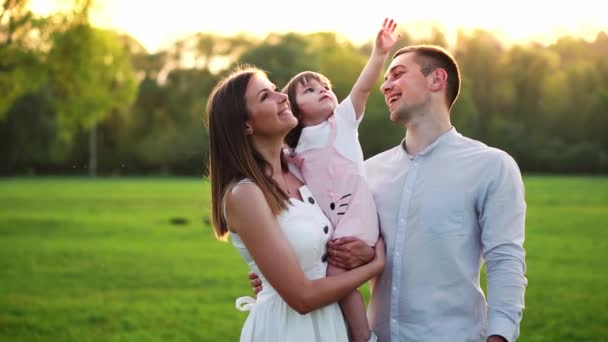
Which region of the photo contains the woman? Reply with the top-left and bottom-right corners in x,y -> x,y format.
207,65 -> 385,342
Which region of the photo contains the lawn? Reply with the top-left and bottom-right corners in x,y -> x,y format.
0,176 -> 606,341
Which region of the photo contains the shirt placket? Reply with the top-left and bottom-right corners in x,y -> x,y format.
390,156 -> 420,341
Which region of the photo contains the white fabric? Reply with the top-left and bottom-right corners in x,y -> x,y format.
365,128 -> 527,342
295,96 -> 366,177
229,183 -> 348,342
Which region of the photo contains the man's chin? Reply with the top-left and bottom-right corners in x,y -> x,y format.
389,111 -> 407,125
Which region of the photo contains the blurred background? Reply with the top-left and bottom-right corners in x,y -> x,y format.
2,0 -> 608,175
1,0 -> 607,341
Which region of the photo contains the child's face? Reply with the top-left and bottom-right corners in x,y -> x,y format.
294,79 -> 338,127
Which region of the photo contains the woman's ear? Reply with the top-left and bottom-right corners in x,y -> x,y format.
244,123 -> 253,135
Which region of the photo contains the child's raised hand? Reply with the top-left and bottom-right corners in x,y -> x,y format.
376,17 -> 400,53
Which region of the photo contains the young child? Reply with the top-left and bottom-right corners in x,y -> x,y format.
282,18 -> 399,342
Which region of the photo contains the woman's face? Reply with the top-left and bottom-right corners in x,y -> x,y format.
244,73 -> 297,139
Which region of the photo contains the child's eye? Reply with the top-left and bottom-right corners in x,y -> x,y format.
304,88 -> 313,93
324,86 -> 330,90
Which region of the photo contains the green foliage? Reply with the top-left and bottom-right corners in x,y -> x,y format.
0,0 -> 47,118
0,177 -> 607,341
48,24 -> 137,140
2,17 -> 608,174
1,0 -> 138,174
237,32 -> 315,87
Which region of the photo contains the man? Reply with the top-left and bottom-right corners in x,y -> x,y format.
251,45 -> 527,342
328,45 -> 527,342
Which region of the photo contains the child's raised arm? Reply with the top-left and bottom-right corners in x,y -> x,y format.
350,18 -> 400,119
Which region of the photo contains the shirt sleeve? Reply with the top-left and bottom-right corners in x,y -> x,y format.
334,95 -> 362,128
478,151 -> 528,342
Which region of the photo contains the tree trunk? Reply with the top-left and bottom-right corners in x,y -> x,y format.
89,123 -> 97,177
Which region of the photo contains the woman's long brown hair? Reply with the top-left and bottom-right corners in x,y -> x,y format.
206,66 -> 289,241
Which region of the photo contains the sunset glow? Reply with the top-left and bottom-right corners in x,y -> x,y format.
30,0 -> 608,52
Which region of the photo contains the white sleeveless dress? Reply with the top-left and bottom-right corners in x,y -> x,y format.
229,181 -> 348,341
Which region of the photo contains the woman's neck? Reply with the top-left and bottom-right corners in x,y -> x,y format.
251,137 -> 285,176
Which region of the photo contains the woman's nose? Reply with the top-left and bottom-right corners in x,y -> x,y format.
277,91 -> 288,103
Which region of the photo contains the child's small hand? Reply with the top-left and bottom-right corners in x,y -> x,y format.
376,17 -> 400,54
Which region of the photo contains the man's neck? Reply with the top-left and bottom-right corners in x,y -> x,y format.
403,114 -> 452,156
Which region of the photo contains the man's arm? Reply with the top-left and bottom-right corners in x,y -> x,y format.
349,18 -> 399,119
480,152 -> 528,342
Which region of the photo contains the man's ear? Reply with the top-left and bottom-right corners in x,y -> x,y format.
429,68 -> 448,92
244,122 -> 253,135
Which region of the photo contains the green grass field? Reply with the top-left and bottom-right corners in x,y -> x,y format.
1,176 -> 607,341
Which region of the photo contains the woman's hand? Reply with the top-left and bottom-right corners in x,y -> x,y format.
327,236 -> 375,270
248,271 -> 262,296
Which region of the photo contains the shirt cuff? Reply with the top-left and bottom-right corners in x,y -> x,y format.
487,312 -> 517,342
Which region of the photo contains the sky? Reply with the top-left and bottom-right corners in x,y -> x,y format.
30,0 -> 608,53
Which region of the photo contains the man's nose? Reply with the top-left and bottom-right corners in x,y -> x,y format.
380,80 -> 391,94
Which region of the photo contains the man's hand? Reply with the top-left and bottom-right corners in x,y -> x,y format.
327,236 -> 375,269
248,271 -> 262,296
487,335 -> 507,342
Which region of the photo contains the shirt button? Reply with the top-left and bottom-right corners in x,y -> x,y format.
323,225 -> 329,234
321,253 -> 328,262
308,197 -> 315,204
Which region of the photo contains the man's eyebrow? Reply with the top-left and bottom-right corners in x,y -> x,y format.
384,65 -> 406,79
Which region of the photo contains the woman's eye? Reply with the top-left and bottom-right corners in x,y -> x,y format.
261,93 -> 268,101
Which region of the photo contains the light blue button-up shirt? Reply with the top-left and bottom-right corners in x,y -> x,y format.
365,128 -> 527,342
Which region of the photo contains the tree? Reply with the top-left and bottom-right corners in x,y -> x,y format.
0,0 -> 47,118
454,29 -> 505,141
0,0 -> 139,175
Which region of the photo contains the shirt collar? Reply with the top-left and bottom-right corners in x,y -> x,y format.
400,127 -> 457,160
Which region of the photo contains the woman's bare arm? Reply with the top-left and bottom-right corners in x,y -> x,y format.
227,182 -> 384,314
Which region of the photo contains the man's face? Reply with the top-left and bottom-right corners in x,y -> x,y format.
380,52 -> 432,125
